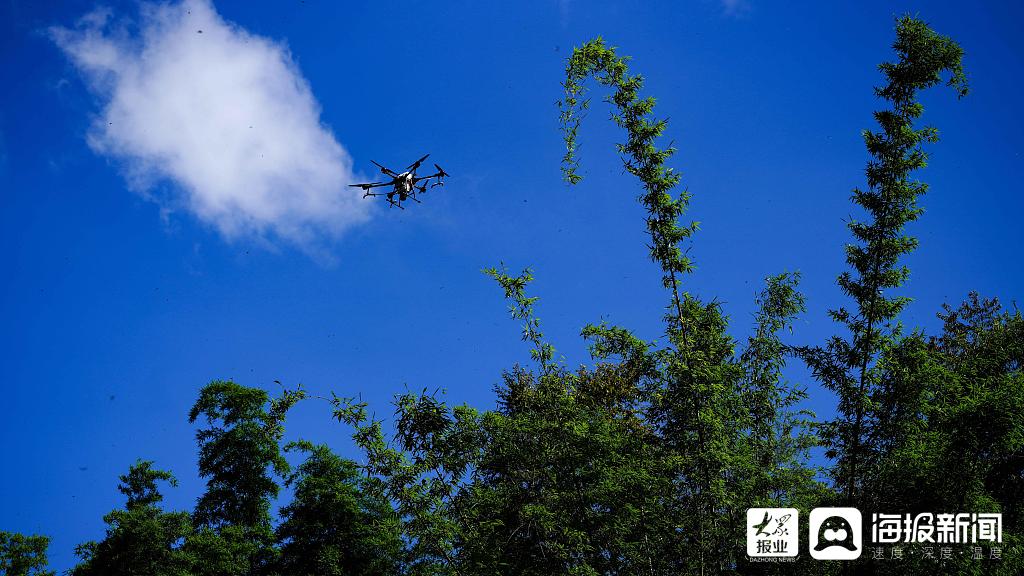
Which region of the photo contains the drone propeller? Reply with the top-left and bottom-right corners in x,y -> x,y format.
408,154 -> 430,171
371,160 -> 398,177
348,181 -> 390,191
433,163 -> 448,178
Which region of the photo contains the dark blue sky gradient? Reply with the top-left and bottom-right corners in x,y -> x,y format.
2,1 -> 1022,571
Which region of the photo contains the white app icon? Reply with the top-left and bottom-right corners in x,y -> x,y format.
809,507 -> 862,560
747,508 -> 799,557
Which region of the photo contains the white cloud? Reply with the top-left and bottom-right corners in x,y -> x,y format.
51,0 -> 369,254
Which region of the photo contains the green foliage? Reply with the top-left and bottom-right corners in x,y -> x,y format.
71,461 -> 192,576
181,525 -> 264,576
561,37 -> 697,311
119,460 -> 178,510
887,296 -> 1023,574
332,389 -> 484,576
797,14 -> 970,507
189,380 -> 298,530
737,273 -> 820,509
186,379 -> 304,575
458,269 -> 670,576
560,35 -> 805,575
0,532 -> 54,576
462,366 -> 670,576
483,266 -> 557,372
275,441 -> 403,576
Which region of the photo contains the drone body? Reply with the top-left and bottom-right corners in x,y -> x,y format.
348,154 -> 448,209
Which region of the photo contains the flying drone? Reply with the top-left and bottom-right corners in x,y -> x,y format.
349,154 -> 448,209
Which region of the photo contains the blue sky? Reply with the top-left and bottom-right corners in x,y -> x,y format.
2,0 -> 1022,570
